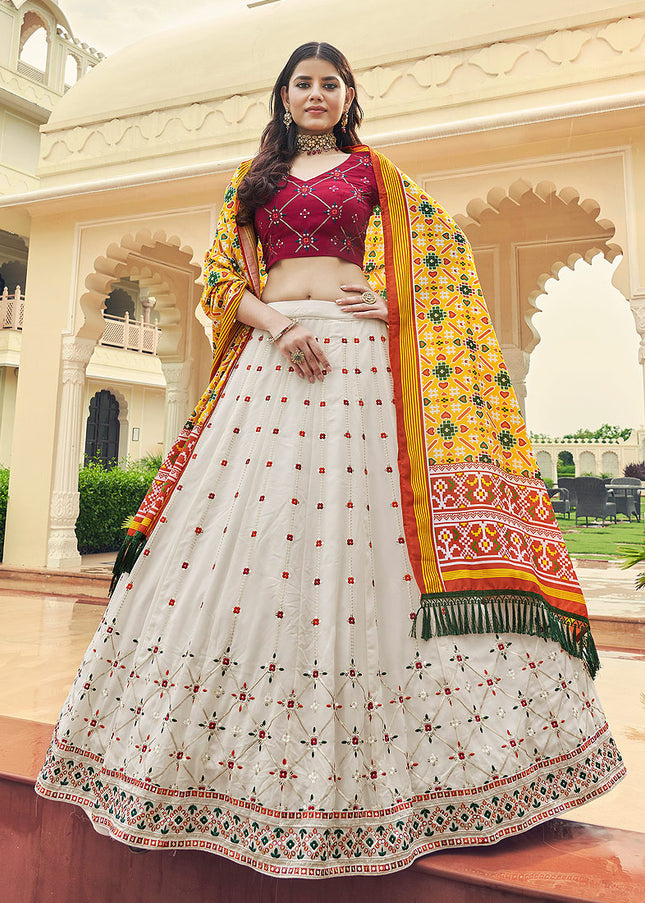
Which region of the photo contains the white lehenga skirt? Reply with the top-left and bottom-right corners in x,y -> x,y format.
36,301 -> 624,877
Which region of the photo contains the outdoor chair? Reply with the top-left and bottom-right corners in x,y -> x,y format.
610,477 -> 642,522
548,486 -> 570,519
573,477 -> 617,525
557,477 -> 578,510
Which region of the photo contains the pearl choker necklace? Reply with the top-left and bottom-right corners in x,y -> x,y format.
295,132 -> 338,156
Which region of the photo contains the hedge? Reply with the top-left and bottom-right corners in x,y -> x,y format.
76,458 -> 159,553
0,458 -> 159,560
0,468 -> 9,559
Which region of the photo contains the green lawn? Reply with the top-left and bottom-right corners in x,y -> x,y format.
555,514 -> 645,560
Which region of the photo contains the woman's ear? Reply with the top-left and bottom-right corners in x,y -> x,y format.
280,84 -> 289,110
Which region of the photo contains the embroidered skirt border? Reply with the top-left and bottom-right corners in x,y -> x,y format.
36,724 -> 624,878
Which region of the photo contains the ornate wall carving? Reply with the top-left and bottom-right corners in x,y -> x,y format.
39,13 -> 645,175
46,335 -> 95,568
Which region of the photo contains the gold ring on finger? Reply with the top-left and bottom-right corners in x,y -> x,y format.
361,290 -> 378,305
290,349 -> 305,364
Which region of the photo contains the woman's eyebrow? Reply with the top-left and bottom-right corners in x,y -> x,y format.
292,73 -> 341,81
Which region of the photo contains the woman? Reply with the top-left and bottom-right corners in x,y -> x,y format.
36,42 -> 624,877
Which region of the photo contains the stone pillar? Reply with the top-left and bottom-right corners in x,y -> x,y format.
500,345 -> 530,421
46,336 -> 95,569
630,300 -> 645,423
161,360 -> 192,452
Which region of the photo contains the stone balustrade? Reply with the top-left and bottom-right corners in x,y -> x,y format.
0,287 -> 24,331
532,432 -> 645,481
98,311 -> 160,354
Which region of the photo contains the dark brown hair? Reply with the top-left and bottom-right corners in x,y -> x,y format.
237,42 -> 363,224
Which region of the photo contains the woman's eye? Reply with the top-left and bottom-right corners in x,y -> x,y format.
294,82 -> 338,90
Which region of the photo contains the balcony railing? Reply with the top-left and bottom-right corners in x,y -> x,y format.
99,312 -> 160,354
0,287 -> 25,330
17,60 -> 46,84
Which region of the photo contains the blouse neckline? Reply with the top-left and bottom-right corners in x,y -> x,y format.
288,152 -> 353,184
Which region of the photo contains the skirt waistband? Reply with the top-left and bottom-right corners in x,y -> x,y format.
267,300 -> 358,320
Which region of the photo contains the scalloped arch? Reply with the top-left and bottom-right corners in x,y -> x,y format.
454,177 -> 622,354
79,229 -> 202,361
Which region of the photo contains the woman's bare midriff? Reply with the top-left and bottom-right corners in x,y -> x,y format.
260,257 -> 370,304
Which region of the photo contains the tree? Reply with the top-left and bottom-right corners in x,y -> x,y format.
563,424 -> 632,442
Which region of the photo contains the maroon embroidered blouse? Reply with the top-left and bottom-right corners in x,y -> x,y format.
254,151 -> 379,270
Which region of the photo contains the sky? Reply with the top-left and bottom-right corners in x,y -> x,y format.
56,2 -> 645,437
62,0 -> 242,54
525,255 -> 642,437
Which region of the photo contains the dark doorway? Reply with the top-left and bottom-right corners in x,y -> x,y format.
85,390 -> 120,468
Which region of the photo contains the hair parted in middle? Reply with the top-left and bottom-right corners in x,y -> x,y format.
236,42 -> 363,224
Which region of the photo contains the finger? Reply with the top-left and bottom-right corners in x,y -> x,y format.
353,309 -> 388,321
340,302 -> 380,314
289,360 -> 305,379
309,341 -> 332,373
286,343 -> 315,382
294,354 -> 314,382
282,347 -> 307,379
301,346 -> 323,382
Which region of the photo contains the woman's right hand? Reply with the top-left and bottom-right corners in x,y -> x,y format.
274,325 -> 332,382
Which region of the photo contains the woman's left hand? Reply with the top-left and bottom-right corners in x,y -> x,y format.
335,284 -> 388,323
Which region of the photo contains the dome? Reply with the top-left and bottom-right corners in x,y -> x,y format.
46,0 -> 616,129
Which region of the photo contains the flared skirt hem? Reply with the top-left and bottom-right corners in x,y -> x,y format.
35,723 -> 625,878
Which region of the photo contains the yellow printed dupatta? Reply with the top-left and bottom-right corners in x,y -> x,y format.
112,146 -> 600,677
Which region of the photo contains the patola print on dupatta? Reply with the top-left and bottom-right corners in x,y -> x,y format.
112,146 -> 598,676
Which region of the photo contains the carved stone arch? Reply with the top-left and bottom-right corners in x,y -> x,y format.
64,51 -> 81,87
456,177 -> 621,353
601,450 -> 619,478
579,451 -> 597,475
454,178 -> 622,416
79,229 -> 201,362
19,10 -> 51,51
535,450 -> 554,482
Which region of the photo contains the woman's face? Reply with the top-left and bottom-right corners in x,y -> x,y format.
280,57 -> 354,136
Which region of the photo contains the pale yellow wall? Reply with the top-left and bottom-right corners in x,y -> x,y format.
0,110 -> 40,175
0,364 -> 17,466
3,214 -> 77,566
2,2 -> 645,568
0,5 -> 14,69
632,140 -> 645,299
137,387 -> 166,458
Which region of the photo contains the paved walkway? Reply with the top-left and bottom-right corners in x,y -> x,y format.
573,560 -> 645,619
78,553 -> 645,611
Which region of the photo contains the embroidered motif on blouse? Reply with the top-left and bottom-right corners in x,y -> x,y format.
254,151 -> 379,270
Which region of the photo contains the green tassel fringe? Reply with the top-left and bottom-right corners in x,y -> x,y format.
410,589 -> 601,678
109,530 -> 148,597
110,539 -> 602,679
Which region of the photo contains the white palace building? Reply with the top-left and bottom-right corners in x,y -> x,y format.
1,0 -> 645,570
